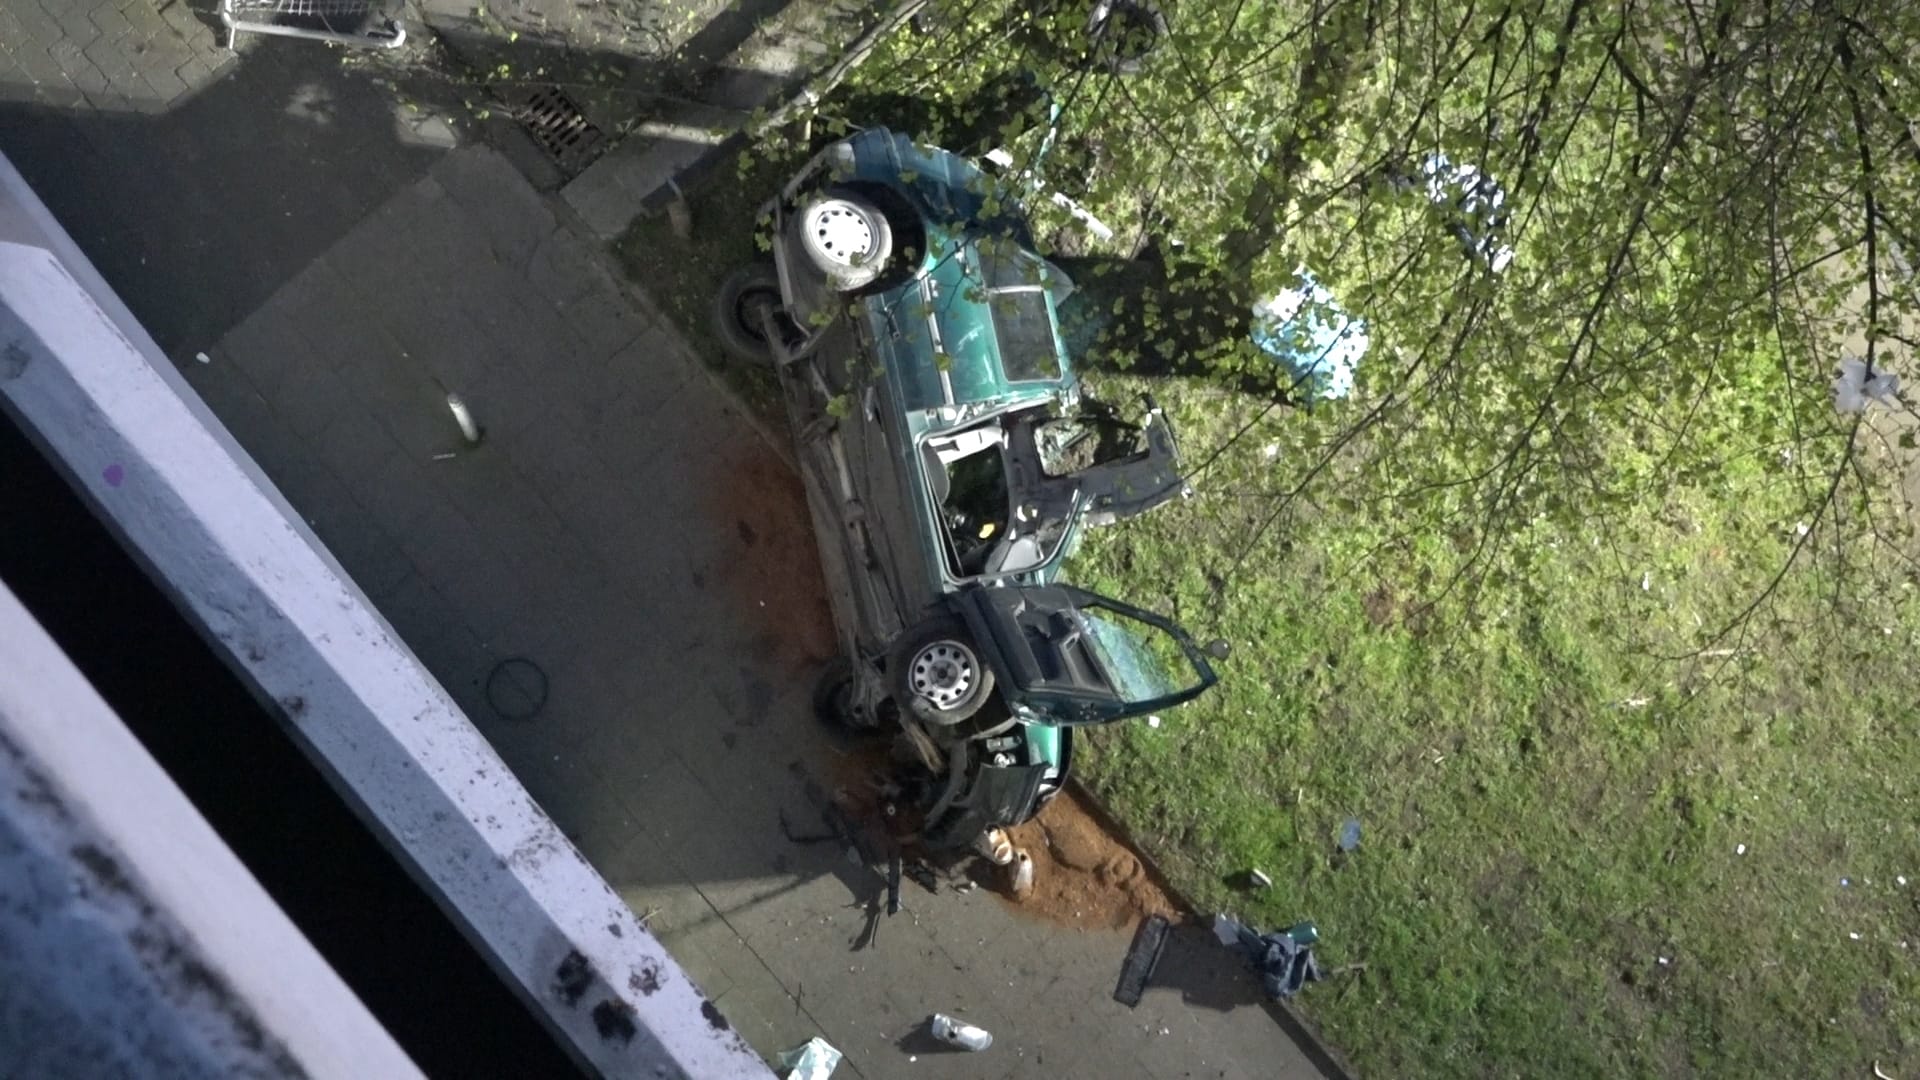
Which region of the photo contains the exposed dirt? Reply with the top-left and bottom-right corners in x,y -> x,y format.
997,787 -> 1180,932
702,440 -> 836,675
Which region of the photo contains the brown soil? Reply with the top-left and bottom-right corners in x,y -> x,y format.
701,440 -> 836,674
997,787 -> 1179,932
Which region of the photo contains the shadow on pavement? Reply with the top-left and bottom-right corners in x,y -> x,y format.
0,45 -> 461,354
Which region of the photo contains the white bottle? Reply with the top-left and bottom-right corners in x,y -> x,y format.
929,1013 -> 993,1051
1011,849 -> 1035,898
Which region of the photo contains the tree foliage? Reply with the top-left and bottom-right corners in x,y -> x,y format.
808,0 -> 1920,648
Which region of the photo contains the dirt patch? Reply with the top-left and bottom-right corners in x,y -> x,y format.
702,440 -> 836,674
997,787 -> 1179,931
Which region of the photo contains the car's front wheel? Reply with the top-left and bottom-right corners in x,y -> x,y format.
889,616 -> 996,726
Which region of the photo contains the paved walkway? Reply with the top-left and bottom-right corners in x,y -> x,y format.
2,16 -> 1336,1078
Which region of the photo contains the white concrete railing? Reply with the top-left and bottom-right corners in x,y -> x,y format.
0,151 -> 772,1080
0,583 -> 424,1078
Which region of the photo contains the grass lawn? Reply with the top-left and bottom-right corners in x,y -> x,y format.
613,146 -> 1920,1079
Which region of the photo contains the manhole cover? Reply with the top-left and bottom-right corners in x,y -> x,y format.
512,86 -> 607,177
486,657 -> 549,721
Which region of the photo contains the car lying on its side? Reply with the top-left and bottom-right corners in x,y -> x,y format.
715,128 -> 1220,850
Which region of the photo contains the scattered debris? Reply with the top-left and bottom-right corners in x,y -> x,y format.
928,1013 -> 993,1051
1875,1059 -> 1897,1080
1339,818 -> 1362,852
1900,876 -> 1909,887
1248,869 -> 1273,889
1113,913 -> 1171,1007
901,860 -> 939,894
1146,714 -> 1161,728
1011,849 -> 1035,899
777,1036 -> 842,1079
193,351 -> 211,364
1216,913 -> 1324,999
999,789 -> 1177,929
1736,843 -> 1747,855
980,827 -> 1014,865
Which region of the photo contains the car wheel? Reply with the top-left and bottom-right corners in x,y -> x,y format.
812,655 -> 875,730
1086,0 -> 1169,75
889,616 -> 995,726
711,264 -> 791,363
795,187 -> 894,292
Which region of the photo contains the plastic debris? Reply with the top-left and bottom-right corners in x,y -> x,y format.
1215,914 -> 1323,999
1147,714 -> 1161,728
1339,818 -> 1362,852
1833,353 -> 1902,413
981,828 -> 1014,866
1113,914 -> 1171,1007
777,1037 -> 842,1079
929,1013 -> 993,1051
1249,869 -> 1273,889
193,351 -> 211,364
1011,849 -> 1034,898
1735,844 -> 1746,855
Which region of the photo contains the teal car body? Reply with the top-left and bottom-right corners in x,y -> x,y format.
760,128 -> 1215,847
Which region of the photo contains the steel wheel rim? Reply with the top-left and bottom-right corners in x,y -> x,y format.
804,202 -> 876,267
908,640 -> 976,710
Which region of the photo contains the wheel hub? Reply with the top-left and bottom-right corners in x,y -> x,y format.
909,642 -> 975,710
804,202 -> 877,267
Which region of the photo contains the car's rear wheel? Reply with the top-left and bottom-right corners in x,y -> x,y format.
889,616 -> 995,726
793,186 -> 895,293
712,264 -> 793,362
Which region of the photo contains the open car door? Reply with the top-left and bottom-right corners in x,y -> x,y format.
954,584 -> 1217,725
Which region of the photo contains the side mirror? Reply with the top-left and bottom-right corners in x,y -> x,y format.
1204,639 -> 1231,661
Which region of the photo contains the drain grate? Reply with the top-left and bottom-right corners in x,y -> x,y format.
512,86 -> 607,177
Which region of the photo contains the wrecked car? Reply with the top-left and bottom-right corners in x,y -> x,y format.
714,128 -> 1219,850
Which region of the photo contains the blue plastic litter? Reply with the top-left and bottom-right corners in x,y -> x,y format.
1250,271 -> 1368,401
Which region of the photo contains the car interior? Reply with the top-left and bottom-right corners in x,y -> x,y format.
922,425 -> 1014,578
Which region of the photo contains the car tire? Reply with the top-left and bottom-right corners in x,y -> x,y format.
711,264 -> 791,363
794,187 -> 894,292
1086,0 -> 1169,75
889,616 -> 996,726
812,655 -> 877,730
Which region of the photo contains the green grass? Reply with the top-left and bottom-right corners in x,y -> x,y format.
613,147 -> 1920,1080
1068,384 -> 1920,1078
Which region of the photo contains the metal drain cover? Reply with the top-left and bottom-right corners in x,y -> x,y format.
512,86 -> 607,177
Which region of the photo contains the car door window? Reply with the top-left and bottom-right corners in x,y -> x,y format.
1074,602 -> 1207,705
